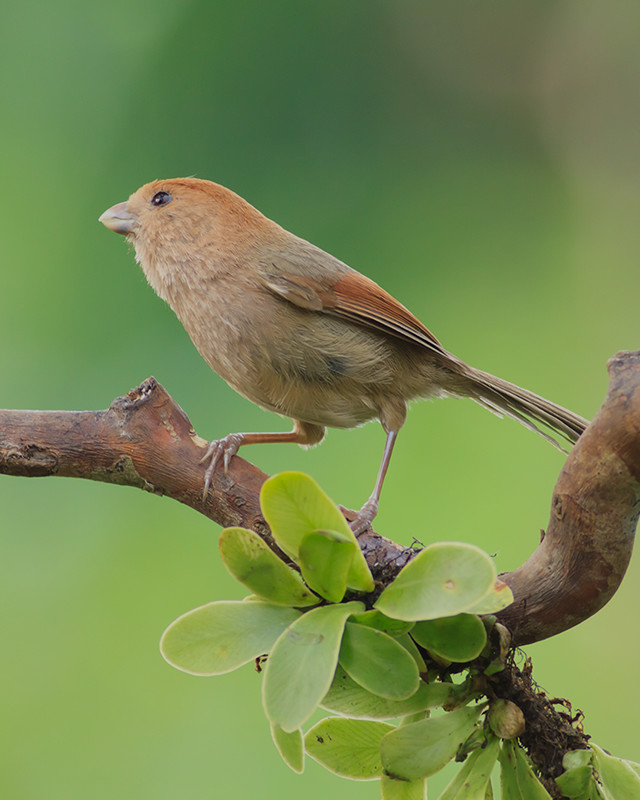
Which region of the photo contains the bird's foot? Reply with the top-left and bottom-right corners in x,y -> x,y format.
200,433 -> 245,499
349,497 -> 379,535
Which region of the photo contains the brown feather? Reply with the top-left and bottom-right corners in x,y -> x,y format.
329,272 -> 443,354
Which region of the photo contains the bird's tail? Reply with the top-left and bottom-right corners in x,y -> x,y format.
462,366 -> 588,450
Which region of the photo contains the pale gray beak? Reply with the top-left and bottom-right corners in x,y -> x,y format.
99,201 -> 136,235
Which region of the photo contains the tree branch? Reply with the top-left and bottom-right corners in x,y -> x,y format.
497,351 -> 640,644
2,352 -> 639,647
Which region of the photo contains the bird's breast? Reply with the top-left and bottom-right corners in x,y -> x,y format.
167,278 -> 400,429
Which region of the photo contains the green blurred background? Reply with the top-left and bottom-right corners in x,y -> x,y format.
2,1 -> 639,797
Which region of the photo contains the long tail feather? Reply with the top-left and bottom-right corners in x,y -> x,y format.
463,366 -> 588,450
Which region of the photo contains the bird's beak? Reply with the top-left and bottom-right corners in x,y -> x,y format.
99,202 -> 136,235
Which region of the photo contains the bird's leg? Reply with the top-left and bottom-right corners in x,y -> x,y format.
201,420 -> 325,497
350,430 -> 398,535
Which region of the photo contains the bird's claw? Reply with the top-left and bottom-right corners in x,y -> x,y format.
349,497 -> 379,535
200,433 -> 245,499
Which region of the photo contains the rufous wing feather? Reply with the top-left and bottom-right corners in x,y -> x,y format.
329,272 -> 443,353
264,269 -> 444,355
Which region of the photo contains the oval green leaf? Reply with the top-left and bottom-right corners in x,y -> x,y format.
464,579 -> 514,616
321,668 -> 454,719
260,472 -> 374,592
592,744 -> 640,799
499,740 -> 553,799
160,600 -> 301,676
340,622 -> 420,700
439,734 -> 499,800
400,711 -> 429,725
562,750 -> 593,772
298,530 -> 354,602
555,765 -> 594,798
375,542 -> 498,621
411,614 -> 487,663
219,527 -> 319,607
351,609 -> 414,637
305,717 -> 393,780
381,774 -> 427,800
262,600 -> 364,732
381,703 -> 484,779
270,724 -> 304,774
395,632 -> 427,672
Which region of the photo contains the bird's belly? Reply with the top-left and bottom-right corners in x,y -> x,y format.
226,358 -> 381,429
195,331 -> 383,429
178,294 -> 399,430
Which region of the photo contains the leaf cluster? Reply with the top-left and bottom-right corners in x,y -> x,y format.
159,472 -> 640,799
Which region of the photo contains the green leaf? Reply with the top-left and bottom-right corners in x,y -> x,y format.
381,774 -> 427,800
380,703 -> 484,779
411,614 -> 487,662
219,527 -> 319,606
160,600 -> 301,676
262,600 -> 364,732
400,711 -> 429,725
563,750 -> 594,771
260,472 -> 374,592
592,744 -> 640,799
498,740 -> 523,799
438,735 -> 499,799
351,609 -> 414,637
321,668 -> 454,719
374,543 -> 498,621
558,750 -> 600,800
270,724 -> 304,773
464,579 -> 514,615
298,529 -> 354,602
395,633 -> 427,672
339,622 -> 420,700
555,766 -> 595,798
305,717 -> 393,779
499,740 -> 552,799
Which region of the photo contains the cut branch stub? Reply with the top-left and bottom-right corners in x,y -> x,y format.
0,378 -> 270,537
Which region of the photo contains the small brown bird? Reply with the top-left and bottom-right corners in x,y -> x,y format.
99,178 -> 588,531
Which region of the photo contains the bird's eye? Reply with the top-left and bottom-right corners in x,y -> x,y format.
151,191 -> 173,207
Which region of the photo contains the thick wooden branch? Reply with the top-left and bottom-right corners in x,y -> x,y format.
497,351 -> 640,643
0,377 -> 410,567
0,378 -> 274,543
2,352 -> 640,646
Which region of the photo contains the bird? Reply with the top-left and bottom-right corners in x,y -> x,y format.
99,177 -> 588,533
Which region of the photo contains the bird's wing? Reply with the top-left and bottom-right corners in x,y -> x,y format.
263,269 -> 444,355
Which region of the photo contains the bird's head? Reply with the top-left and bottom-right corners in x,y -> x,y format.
99,177 -> 278,295
100,177 -> 270,242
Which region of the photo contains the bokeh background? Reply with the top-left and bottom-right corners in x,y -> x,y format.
2,1 -> 639,797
